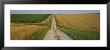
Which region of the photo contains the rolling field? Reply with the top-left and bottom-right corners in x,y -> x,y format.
11,13 -> 100,40
11,14 -> 51,40
56,14 -> 100,40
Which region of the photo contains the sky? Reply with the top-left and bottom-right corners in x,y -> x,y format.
11,10 -> 100,14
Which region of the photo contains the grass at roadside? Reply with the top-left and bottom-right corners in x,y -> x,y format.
59,27 -> 100,40
32,28 -> 49,40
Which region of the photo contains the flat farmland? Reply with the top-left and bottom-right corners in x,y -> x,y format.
56,14 -> 100,40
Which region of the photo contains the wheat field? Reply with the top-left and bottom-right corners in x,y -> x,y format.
56,14 -> 100,31
56,14 -> 100,40
11,23 -> 49,40
11,14 -> 51,40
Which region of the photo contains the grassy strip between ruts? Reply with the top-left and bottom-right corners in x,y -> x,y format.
32,28 -> 49,40
59,27 -> 100,40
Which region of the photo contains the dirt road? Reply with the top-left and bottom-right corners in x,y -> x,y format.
44,14 -> 72,40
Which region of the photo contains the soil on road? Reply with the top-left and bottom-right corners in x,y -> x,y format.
44,14 -> 72,40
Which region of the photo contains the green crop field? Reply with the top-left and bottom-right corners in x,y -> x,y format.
11,14 -> 51,23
